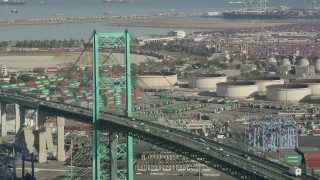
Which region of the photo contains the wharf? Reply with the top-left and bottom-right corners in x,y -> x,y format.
0,12 -> 202,26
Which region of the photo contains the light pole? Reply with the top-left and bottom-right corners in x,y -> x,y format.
198,162 -> 201,180
188,65 -> 194,103
70,138 -> 73,179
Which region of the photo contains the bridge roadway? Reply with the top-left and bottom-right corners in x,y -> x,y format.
0,93 -> 296,180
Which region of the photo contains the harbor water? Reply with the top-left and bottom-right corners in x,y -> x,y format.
0,0 -> 314,40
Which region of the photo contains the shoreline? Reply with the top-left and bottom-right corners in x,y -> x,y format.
0,13 -> 202,27
106,20 -> 292,29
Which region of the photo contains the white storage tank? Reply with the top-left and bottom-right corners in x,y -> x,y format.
247,77 -> 285,94
132,72 -> 177,89
266,84 -> 311,102
293,79 -> 320,96
216,81 -> 258,99
188,73 -> 227,91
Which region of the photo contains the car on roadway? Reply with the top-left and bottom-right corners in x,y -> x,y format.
240,153 -> 251,160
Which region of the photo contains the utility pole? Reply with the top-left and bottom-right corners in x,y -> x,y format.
70,138 -> 73,179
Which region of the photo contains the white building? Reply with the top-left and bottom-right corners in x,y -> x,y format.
241,63 -> 257,71
168,31 -> 186,37
0,64 -> 8,76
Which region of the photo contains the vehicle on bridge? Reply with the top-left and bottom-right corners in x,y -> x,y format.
288,167 -> 302,177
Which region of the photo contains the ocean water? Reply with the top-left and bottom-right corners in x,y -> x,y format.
0,0 -> 312,40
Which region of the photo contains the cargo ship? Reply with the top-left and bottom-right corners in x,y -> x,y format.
222,12 -> 286,19
103,0 -> 133,3
0,0 -> 27,5
222,0 -> 286,19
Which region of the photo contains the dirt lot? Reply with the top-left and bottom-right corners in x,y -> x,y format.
0,52 -> 158,71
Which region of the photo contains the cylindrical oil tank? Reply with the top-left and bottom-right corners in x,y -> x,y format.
132,72 -> 177,89
266,84 -> 311,102
247,77 -> 284,93
216,81 -> 258,99
293,79 -> 320,96
188,73 -> 227,90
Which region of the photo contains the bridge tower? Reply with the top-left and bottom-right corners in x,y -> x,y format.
92,30 -> 133,180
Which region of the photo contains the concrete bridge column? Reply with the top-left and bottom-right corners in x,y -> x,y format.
20,107 -> 26,127
38,127 -> 47,163
37,111 -> 54,163
15,104 -> 21,134
109,131 -> 118,180
35,106 -> 46,131
1,102 -> 7,137
56,116 -> 65,161
38,122 -> 54,163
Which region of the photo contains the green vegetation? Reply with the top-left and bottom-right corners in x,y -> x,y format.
143,42 -> 213,57
0,41 -> 9,48
14,39 -> 84,48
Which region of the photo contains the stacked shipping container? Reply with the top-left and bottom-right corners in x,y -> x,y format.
296,147 -> 320,173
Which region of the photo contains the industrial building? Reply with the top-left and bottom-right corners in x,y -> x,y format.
0,64 -> 8,76
266,84 -> 311,102
188,73 -> 227,91
247,77 -> 285,94
293,79 -> 320,96
216,81 -> 258,99
132,72 -> 177,89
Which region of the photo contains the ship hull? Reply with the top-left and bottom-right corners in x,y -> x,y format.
103,0 -> 132,3
0,1 -> 26,5
222,12 -> 286,19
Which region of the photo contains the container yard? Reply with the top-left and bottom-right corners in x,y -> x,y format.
2,74 -> 320,179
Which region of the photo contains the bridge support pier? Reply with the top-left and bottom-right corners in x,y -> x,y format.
56,116 -> 65,161
109,131 -> 118,180
1,102 -> 7,137
38,113 -> 54,163
15,104 -> 21,134
35,106 -> 43,131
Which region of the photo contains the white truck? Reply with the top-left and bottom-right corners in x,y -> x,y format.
288,167 -> 302,177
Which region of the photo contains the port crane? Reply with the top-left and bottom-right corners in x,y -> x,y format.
306,0 -> 320,15
228,0 -> 268,14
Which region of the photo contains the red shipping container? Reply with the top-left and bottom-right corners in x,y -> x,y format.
306,163 -> 320,168
305,158 -> 320,161
60,81 -> 68,86
75,92 -> 83,96
26,81 -> 35,87
304,153 -> 320,159
60,87 -> 68,91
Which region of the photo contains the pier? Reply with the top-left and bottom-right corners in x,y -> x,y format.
0,12 -> 203,26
